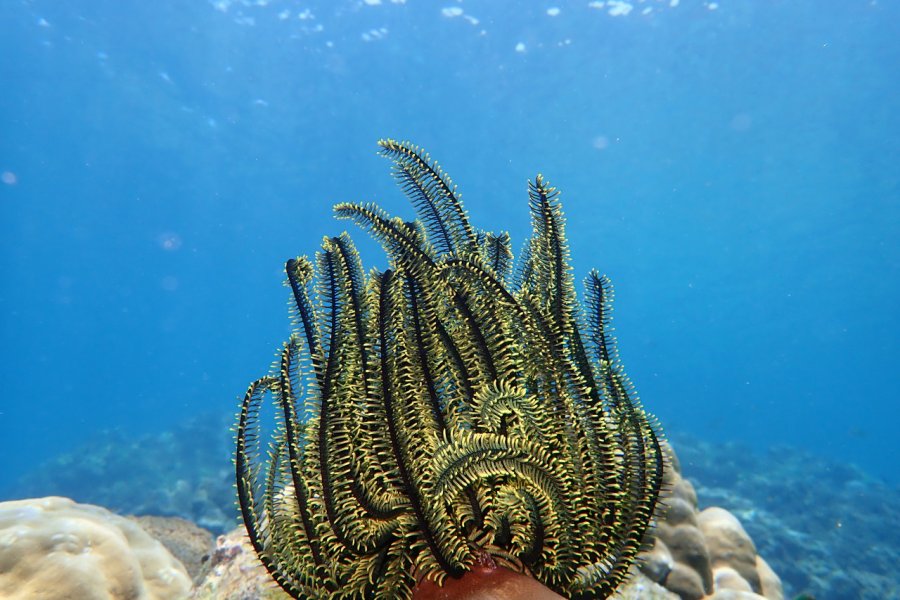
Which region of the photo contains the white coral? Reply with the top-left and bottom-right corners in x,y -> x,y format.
0,496 -> 191,600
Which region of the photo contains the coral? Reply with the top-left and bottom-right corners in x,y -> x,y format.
0,496 -> 192,600
613,573 -> 680,600
640,445 -> 783,600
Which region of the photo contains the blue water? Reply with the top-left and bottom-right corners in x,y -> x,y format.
1,0 -> 897,500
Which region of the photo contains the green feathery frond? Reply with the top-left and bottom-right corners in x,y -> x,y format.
523,174 -> 577,331
478,231 -> 514,283
378,138 -> 477,257
236,140 -> 666,599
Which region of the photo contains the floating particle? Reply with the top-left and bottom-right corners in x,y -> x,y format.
588,1 -> 605,8
297,8 -> 313,19
441,7 -> 463,17
361,27 -> 388,41
158,232 -> 183,251
515,42 -> 526,53
592,135 -> 609,150
547,7 -> 561,16
670,0 -> 680,6
463,14 -> 479,25
363,0 -> 382,5
37,17 -> 50,27
278,10 -> 290,20
642,6 -> 652,14
161,276 -> 179,292
707,2 -> 719,9
730,113 -> 752,132
607,1 -> 633,16
1,171 -> 17,185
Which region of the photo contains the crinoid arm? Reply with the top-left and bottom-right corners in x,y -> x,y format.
235,139 -> 666,599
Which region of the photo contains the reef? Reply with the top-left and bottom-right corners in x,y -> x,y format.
236,139 -> 666,598
12,420 -> 893,598
190,526 -> 678,600
11,413 -> 236,534
6,141 -> 894,598
0,447 -> 789,600
197,441 -> 787,600
672,432 -> 900,599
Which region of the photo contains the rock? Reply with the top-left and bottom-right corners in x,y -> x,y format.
190,527 -> 291,600
130,515 -> 216,584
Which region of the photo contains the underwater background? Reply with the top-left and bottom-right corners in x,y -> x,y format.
1,0 -> 898,598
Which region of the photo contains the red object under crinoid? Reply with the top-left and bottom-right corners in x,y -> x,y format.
410,551 -> 564,600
